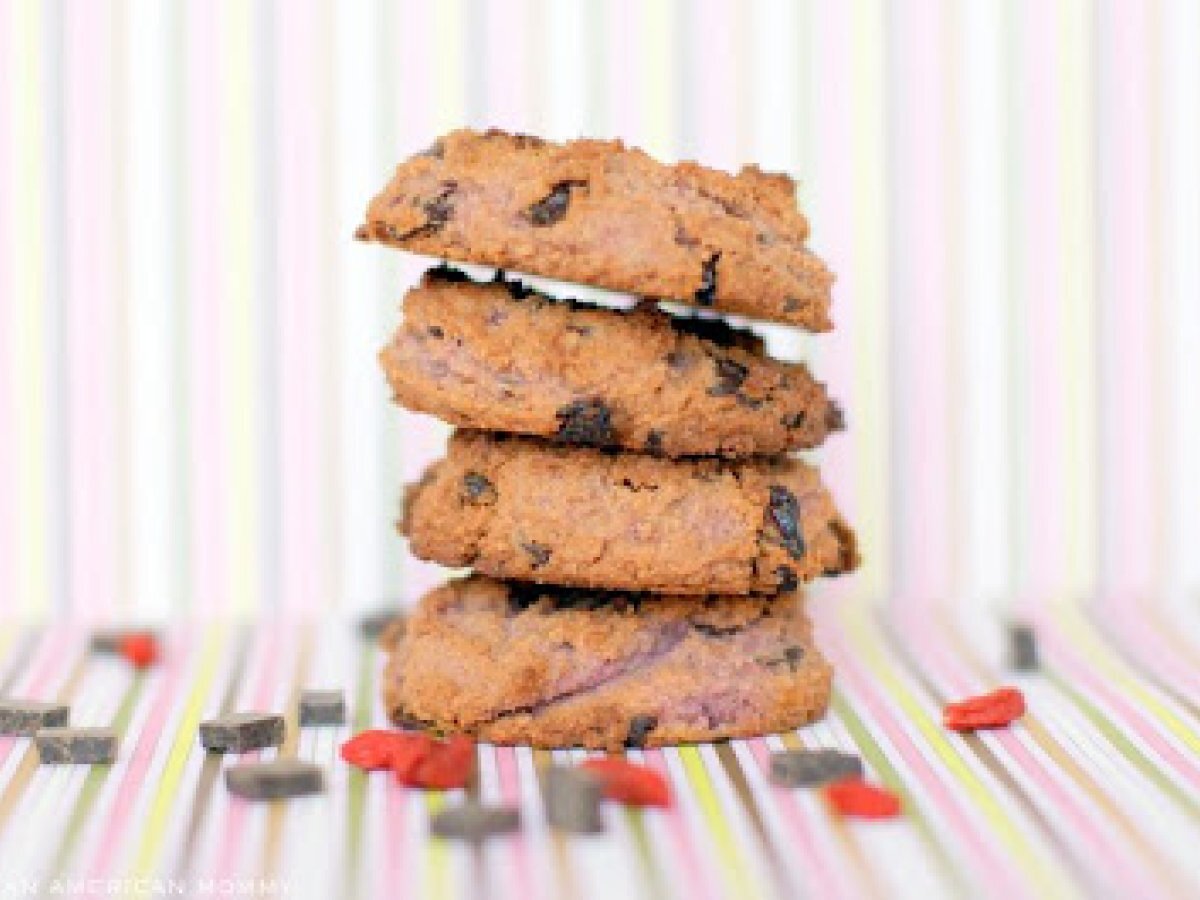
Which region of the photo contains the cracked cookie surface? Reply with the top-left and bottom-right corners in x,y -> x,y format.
381,267 -> 842,458
357,129 -> 835,330
400,430 -> 859,595
382,575 -> 832,749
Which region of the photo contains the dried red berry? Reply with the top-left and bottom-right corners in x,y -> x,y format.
119,633 -> 160,669
404,735 -> 474,790
391,734 -> 437,784
943,686 -> 1026,732
341,730 -> 409,770
579,758 -> 671,808
823,779 -> 902,819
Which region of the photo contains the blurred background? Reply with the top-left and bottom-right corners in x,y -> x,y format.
0,0 -> 1197,618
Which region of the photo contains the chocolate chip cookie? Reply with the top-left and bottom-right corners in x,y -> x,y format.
357,129 -> 835,330
382,575 -> 832,749
381,266 -> 842,458
400,430 -> 858,595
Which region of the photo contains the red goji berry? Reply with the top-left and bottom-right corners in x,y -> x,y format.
391,734 -> 438,784
823,779 -> 902,819
119,632 -> 160,669
579,758 -> 671,808
403,735 -> 474,790
341,730 -> 409,770
943,686 -> 1026,732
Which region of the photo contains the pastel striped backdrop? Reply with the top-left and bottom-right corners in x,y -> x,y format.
1,0 -> 1198,617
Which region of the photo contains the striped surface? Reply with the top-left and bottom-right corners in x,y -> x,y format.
0,614 -> 1197,899
1,0 -> 1198,615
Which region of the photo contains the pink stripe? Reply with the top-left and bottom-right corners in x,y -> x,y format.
0,0 -> 17,614
1098,1 -> 1156,597
482,0 -> 530,130
888,0 -> 952,598
185,1 -> 227,610
0,626 -> 84,770
276,0 -> 327,611
1015,0 -> 1069,596
745,739 -> 854,900
809,2 -> 861,605
692,0 -> 739,166
495,747 -> 537,900
639,748 -> 718,900
63,3 -> 120,613
382,746 -> 409,893
211,622 -> 288,873
821,624 -> 1026,896
891,602 -> 1155,891
84,626 -> 199,876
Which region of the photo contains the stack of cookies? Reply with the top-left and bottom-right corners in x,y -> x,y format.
357,130 -> 858,750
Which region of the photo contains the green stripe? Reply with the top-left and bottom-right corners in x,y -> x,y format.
46,672 -> 148,873
831,691 -> 969,896
344,643 -> 376,898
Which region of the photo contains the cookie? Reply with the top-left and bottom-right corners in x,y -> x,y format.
357,129 -> 835,330
382,576 -> 832,749
400,430 -> 858,595
381,267 -> 842,458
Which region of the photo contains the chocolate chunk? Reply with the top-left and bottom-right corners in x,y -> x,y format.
430,802 -> 521,842
426,325 -> 444,339
544,766 -> 604,834
1008,623 -> 1039,671
670,314 -> 759,351
507,582 -> 644,614
625,715 -> 658,748
462,472 -> 497,506
673,224 -> 700,247
521,542 -> 552,569
768,485 -> 806,560
359,608 -> 403,640
780,412 -> 807,430
226,759 -> 324,800
825,402 -> 846,431
708,358 -> 749,397
775,565 -> 798,593
423,181 -> 457,225
90,629 -> 159,654
199,712 -> 285,753
0,699 -> 69,736
565,323 -> 593,336
426,263 -> 470,283
35,727 -> 118,765
524,179 -> 587,226
735,394 -> 764,409
695,252 -> 721,305
555,398 -> 614,446
643,430 -> 665,456
759,645 -> 805,671
299,690 -> 346,726
769,749 -> 863,787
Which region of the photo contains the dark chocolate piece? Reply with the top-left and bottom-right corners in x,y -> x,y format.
543,767 -> 604,834
625,715 -> 658,748
524,179 -> 587,226
769,749 -> 863,787
299,690 -> 346,726
36,727 -> 118,764
767,485 -> 806,560
462,472 -> 497,506
430,802 -> 521,842
554,398 -> 615,446
522,542 -> 552,569
359,608 -> 403,640
1008,623 -> 1039,672
694,252 -> 721,305
199,712 -> 285,753
0,699 -> 70,736
226,759 -> 324,800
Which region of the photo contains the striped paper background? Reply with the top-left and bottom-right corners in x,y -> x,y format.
2,0 -> 1198,617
